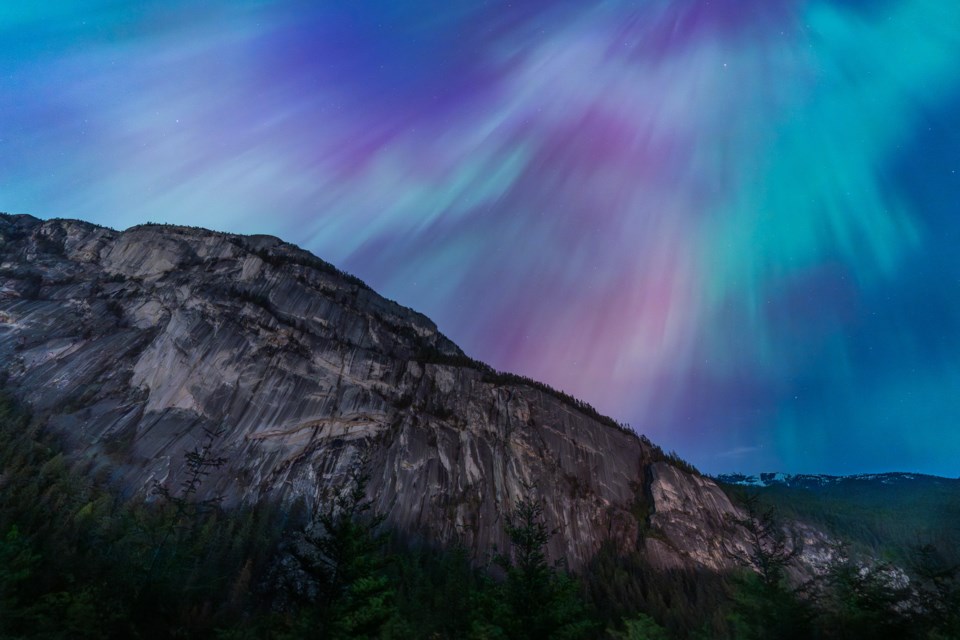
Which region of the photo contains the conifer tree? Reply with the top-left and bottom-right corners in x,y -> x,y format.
148,425 -> 228,579
486,491 -> 595,640
608,613 -> 670,640
288,455 -> 398,639
727,494 -> 814,640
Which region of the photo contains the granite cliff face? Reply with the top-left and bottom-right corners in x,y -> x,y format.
1,213 -> 760,572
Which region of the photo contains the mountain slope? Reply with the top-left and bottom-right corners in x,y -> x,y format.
716,472 -> 960,566
0,213 -> 756,571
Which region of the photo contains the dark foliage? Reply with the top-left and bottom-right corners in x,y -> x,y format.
248,246 -> 371,291
719,492 -> 960,640
718,475 -> 960,562
482,493 -> 597,639
2,387 -> 958,639
412,346 -> 706,480
283,461 -> 398,639
413,344 -> 643,442
584,543 -> 733,639
0,390 -> 289,638
815,546 -> 918,640
725,495 -> 815,640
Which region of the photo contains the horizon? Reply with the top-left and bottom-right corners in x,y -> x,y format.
2,1 -> 959,477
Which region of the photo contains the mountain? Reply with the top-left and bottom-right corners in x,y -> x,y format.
0,213 -> 762,573
715,472 -> 960,567
715,472 -> 955,490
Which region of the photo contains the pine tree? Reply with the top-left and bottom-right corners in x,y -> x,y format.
487,491 -> 595,640
727,494 -> 814,640
148,425 -> 228,580
289,456 -> 398,639
608,613 -> 670,640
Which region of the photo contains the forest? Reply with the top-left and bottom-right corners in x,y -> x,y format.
1,390 -> 958,639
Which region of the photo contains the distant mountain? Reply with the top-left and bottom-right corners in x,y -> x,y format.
715,472 -> 960,566
715,471 -> 954,490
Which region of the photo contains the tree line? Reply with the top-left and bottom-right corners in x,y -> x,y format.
1,389 -> 958,639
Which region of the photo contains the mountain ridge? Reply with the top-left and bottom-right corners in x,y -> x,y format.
715,471 -> 958,489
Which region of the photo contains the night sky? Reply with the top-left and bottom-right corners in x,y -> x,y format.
2,1 -> 959,476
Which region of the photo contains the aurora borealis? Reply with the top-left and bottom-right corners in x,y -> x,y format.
2,1 -> 959,476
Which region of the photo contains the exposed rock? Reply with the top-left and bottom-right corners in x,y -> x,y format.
644,462 -> 749,570
0,213 -> 788,572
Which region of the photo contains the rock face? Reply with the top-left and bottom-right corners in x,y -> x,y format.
0,213 -> 758,571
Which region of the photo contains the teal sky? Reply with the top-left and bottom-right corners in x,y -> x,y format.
1,0 -> 959,475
